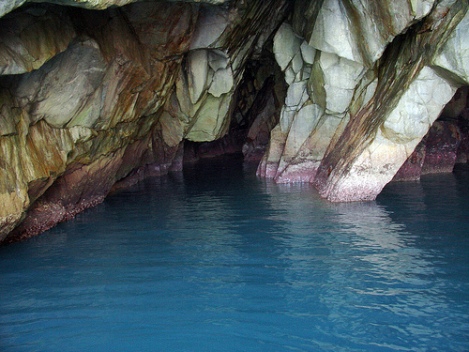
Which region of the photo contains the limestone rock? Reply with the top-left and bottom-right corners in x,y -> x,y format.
273,23 -> 302,72
381,67 -> 457,145
0,2 -> 197,241
187,49 -> 210,104
185,93 -> 232,141
310,52 -> 365,115
173,0 -> 288,143
1,0 -> 468,242
316,65 -> 457,202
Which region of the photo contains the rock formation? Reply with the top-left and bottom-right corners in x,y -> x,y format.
0,0 -> 468,243
259,0 -> 469,202
0,0 -> 289,243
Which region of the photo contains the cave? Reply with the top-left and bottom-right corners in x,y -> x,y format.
0,0 -> 468,243
0,1 -> 469,350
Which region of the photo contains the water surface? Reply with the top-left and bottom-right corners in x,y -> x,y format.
1,156 -> 468,351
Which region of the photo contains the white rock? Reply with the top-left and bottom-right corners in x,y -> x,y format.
284,66 -> 296,86
325,134 -> 409,202
15,41 -> 106,128
273,23 -> 302,71
410,0 -> 436,19
207,50 -> 233,97
301,64 -> 312,81
209,66 -> 234,97
316,52 -> 365,114
432,10 -> 469,85
186,49 -> 209,105
300,41 -> 316,65
321,65 -> 457,202
309,0 -> 357,63
382,66 -> 457,143
285,81 -> 309,109
309,0 -> 436,66
282,103 -> 323,159
291,50 -> 304,74
208,50 -> 228,71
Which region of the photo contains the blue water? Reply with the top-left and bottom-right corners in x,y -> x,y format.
1,155 -> 468,352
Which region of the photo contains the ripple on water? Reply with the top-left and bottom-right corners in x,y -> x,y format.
1,157 -> 468,351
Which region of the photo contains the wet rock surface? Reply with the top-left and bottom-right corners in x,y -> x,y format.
0,0 -> 289,242
261,0 -> 468,202
0,0 -> 468,242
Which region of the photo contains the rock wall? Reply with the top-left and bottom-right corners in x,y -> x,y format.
259,0 -> 469,202
0,0 -> 289,243
0,0 -> 468,243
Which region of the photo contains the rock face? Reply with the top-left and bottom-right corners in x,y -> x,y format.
0,0 -> 289,243
0,0 -> 468,243
259,0 -> 469,201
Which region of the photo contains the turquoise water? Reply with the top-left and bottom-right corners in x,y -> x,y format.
1,156 -> 468,352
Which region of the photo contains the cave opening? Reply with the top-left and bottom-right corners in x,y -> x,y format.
0,0 -> 468,242
1,2 -> 469,350
182,50 -> 287,165
0,0 -> 293,243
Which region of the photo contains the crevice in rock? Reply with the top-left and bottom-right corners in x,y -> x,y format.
182,48 -> 287,164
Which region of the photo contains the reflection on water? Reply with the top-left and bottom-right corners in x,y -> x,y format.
0,156 -> 468,352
